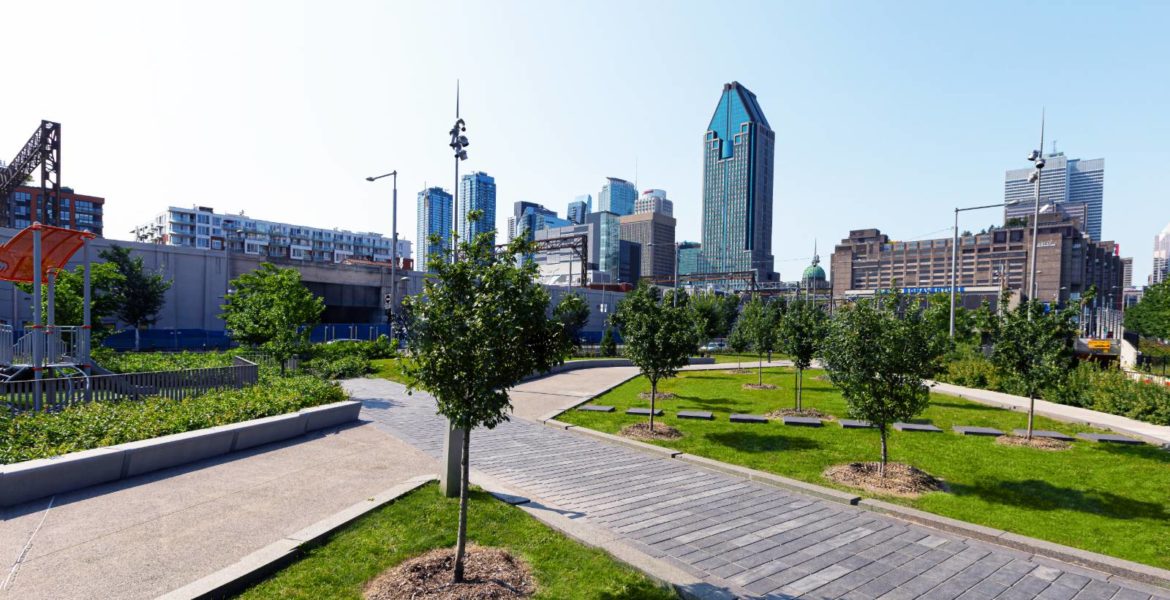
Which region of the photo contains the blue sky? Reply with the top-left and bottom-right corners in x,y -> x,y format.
3,1 -> 1167,282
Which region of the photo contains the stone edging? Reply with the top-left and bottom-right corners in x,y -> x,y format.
0,400 -> 363,508
158,474 -> 436,600
540,419 -> 1170,590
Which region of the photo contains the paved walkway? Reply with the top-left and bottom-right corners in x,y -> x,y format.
0,424 -> 436,600
346,377 -> 1168,600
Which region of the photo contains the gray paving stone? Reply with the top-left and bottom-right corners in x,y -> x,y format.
841,419 -> 875,428
1011,429 -> 1074,441
782,416 -> 823,427
729,413 -> 768,423
1076,433 -> 1144,445
577,404 -> 615,412
677,410 -> 715,420
1070,579 -> 1121,600
953,426 -> 1005,436
894,422 -> 944,432
626,407 -> 664,416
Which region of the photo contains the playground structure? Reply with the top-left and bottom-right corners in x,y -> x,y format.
0,223 -> 97,409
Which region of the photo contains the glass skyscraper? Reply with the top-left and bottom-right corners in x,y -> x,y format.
1004,154 -> 1104,241
417,187 -> 453,269
699,81 -> 776,281
567,194 -> 592,224
599,177 -> 637,216
1154,221 -> 1170,285
458,171 -> 497,246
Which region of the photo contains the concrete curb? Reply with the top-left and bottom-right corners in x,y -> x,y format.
0,400 -> 363,508
159,474 -> 436,600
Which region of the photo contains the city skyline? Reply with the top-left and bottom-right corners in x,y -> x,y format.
2,1 -> 1167,282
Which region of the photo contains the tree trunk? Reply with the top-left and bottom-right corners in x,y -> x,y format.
796,367 -> 803,411
758,355 -> 763,386
649,379 -> 657,430
134,327 -> 140,352
453,423 -> 471,583
1026,394 -> 1035,440
879,427 -> 888,477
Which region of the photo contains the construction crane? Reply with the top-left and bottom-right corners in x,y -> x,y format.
0,120 -> 61,226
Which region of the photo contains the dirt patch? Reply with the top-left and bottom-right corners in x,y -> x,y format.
766,408 -> 833,420
822,462 -> 946,498
994,435 -> 1071,451
742,383 -> 777,390
813,375 -> 832,382
364,545 -> 535,600
637,391 -> 676,401
726,368 -> 753,374
620,422 -> 683,440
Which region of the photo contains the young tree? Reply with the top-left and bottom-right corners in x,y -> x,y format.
403,214 -> 570,584
19,263 -> 123,339
726,315 -> 750,369
690,291 -> 739,344
820,293 -> 942,475
991,300 -> 1077,439
611,283 -> 699,429
1125,281 -> 1170,340
221,263 -> 324,370
777,299 -> 827,411
553,293 -> 591,348
732,297 -> 779,385
100,245 -> 172,350
599,325 -> 617,357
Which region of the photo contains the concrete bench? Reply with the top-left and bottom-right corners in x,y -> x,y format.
730,414 -> 768,424
952,426 -> 1004,437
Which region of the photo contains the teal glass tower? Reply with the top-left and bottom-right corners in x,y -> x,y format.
417,187 -> 453,270
699,82 -> 775,282
599,177 -> 637,216
458,171 -> 497,246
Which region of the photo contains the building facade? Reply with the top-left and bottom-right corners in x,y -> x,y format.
635,189 -> 673,217
699,81 -> 776,282
830,214 -> 1125,311
1153,221 -> 1170,285
532,210 -> 622,285
619,211 -> 676,279
457,171 -> 497,245
7,185 -> 104,235
418,187 -> 453,266
507,201 -> 571,242
678,241 -> 702,275
1004,154 -> 1104,241
567,195 -> 592,224
599,177 -> 636,216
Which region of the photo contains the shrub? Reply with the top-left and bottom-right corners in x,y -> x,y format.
0,375 -> 347,464
306,355 -> 373,380
91,348 -> 235,373
309,337 -> 397,362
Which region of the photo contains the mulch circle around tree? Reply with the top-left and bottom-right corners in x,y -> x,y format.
620,422 -> 683,440
822,462 -> 946,498
637,391 -> 676,401
727,369 -> 753,374
742,383 -> 777,390
364,545 -> 535,600
765,408 -> 833,420
994,435 -> 1071,451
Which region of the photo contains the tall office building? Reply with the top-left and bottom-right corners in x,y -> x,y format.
457,171 -> 497,245
699,81 -> 776,282
599,177 -> 637,216
1121,257 -> 1133,289
1154,221 -> 1170,285
1004,154 -> 1104,241
567,195 -> 592,224
418,187 -> 453,268
620,211 -> 676,279
678,242 -> 702,275
507,201 -> 570,242
635,189 -> 673,217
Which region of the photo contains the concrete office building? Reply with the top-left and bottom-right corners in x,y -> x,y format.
1121,257 -> 1133,288
418,187 -> 453,267
133,206 -> 410,267
620,210 -> 676,279
1004,153 -> 1104,241
457,171 -> 497,246
635,189 -> 673,217
567,195 -> 592,225
7,185 -> 104,235
1153,221 -> 1170,285
699,81 -> 776,282
830,214 -> 1125,311
599,177 -> 637,216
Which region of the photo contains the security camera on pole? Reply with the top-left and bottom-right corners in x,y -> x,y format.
1025,112 -> 1046,309
442,81 -> 469,497
449,81 -> 469,263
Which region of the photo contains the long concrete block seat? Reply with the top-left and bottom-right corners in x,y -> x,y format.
0,446 -> 126,507
302,401 -> 363,431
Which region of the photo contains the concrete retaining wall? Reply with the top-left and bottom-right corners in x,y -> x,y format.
0,400 -> 362,508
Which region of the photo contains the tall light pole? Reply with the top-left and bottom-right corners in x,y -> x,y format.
950,200 -> 1020,337
449,81 -> 469,263
366,170 -> 399,331
1025,111 -> 1046,303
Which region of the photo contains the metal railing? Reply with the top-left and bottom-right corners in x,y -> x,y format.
12,326 -> 84,365
3,358 -> 260,412
0,325 -> 12,365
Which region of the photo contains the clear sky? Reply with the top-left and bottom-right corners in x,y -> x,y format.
3,1 -> 1168,283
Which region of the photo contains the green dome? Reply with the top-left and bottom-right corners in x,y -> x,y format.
802,264 -> 826,281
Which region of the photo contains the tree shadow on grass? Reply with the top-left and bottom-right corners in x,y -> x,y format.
670,395 -> 743,408
705,431 -> 822,453
948,479 -> 1168,520
596,579 -> 680,600
1092,442 -> 1170,464
929,399 -> 1003,412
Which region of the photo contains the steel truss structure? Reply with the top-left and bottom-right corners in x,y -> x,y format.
0,121 -> 61,226
498,234 -> 589,287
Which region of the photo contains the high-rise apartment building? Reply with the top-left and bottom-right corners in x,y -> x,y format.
599,177 -> 637,216
1004,154 -> 1104,241
635,189 -> 673,217
620,211 -> 676,279
418,187 -> 453,266
567,195 -> 592,224
1153,221 -> 1170,285
7,185 -> 104,235
699,81 -> 776,282
457,171 -> 497,245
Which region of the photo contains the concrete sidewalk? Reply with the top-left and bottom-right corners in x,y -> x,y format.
0,423 -> 436,600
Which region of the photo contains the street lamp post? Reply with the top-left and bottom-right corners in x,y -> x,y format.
448,82 -> 469,263
366,170 -> 399,332
1026,112 -> 1046,303
949,200 -> 1020,337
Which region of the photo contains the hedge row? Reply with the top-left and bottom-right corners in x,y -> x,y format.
91,348 -> 236,373
0,375 -> 347,464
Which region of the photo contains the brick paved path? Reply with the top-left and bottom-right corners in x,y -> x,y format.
346,378 -> 1168,600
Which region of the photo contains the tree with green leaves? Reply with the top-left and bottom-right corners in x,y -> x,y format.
611,282 -> 700,430
221,263 -> 324,371
690,291 -> 740,344
18,263 -> 123,340
726,314 -> 750,370
1125,281 -> 1170,341
553,293 -> 591,348
731,297 -> 779,385
777,298 -> 828,411
402,212 -> 570,584
100,245 -> 172,350
820,293 -> 943,474
991,300 -> 1078,439
600,325 -> 617,357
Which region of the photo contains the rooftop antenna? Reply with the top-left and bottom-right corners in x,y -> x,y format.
1052,139 -> 1057,155
634,157 -> 638,190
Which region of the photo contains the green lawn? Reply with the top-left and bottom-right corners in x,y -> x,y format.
371,358 -> 409,384
237,483 -> 676,600
560,367 -> 1170,570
